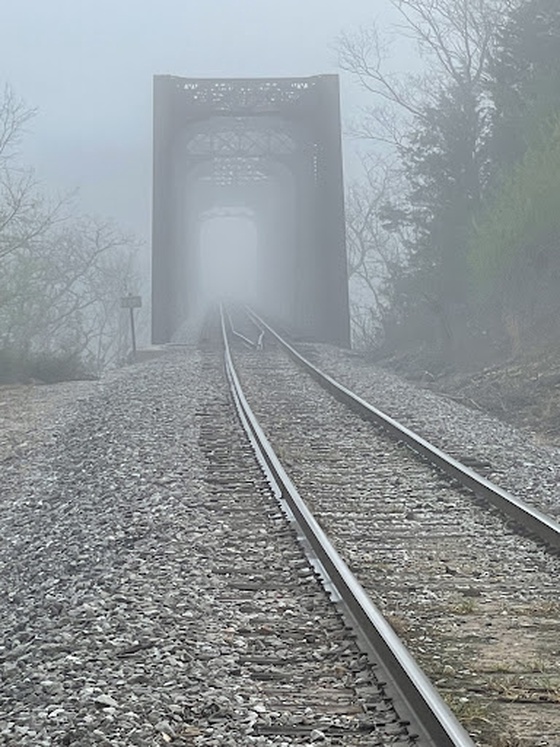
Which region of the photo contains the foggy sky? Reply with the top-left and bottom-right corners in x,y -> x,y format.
2,1 -> 405,237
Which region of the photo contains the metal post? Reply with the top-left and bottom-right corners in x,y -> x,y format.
129,307 -> 137,359
121,294 -> 142,362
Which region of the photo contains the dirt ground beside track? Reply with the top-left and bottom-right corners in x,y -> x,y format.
381,347 -> 560,448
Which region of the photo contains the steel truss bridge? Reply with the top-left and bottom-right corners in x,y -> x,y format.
151,74 -> 350,346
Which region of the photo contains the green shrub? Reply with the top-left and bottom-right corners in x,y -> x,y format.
470,114 -> 560,294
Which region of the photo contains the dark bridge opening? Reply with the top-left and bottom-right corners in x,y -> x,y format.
151,75 -> 350,345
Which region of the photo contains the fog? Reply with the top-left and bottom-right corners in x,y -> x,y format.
2,0 -> 422,348
2,0 -> 409,238
197,216 -> 258,307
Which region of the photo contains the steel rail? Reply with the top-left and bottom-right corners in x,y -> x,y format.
220,308 -> 475,747
248,310 -> 560,551
226,310 -> 257,349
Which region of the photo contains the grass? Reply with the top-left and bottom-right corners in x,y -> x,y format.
489,674 -> 560,702
446,694 -> 494,726
449,598 -> 478,614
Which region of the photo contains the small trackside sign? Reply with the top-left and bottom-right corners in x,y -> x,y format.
121,295 -> 142,309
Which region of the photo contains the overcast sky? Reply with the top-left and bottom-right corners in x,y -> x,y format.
2,1 -> 409,237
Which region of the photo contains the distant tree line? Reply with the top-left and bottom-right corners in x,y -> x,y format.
341,0 -> 560,368
0,86 -> 142,383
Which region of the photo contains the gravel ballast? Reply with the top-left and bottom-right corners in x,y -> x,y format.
0,348 -> 419,746
3,333 -> 560,746
232,341 -> 560,747
1,353 -> 213,745
302,343 -> 560,519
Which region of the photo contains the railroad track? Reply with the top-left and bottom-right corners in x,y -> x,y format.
222,306 -> 560,747
206,309 -> 473,746
248,310 -> 560,551
198,324 -> 445,745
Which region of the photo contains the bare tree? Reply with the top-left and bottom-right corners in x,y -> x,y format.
1,216 -> 141,371
0,86 -> 68,263
0,85 -> 36,160
337,0 -> 509,146
346,155 -> 406,347
338,25 -> 429,146
0,85 -> 143,378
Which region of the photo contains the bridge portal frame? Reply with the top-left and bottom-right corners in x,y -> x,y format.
151,74 -> 350,345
